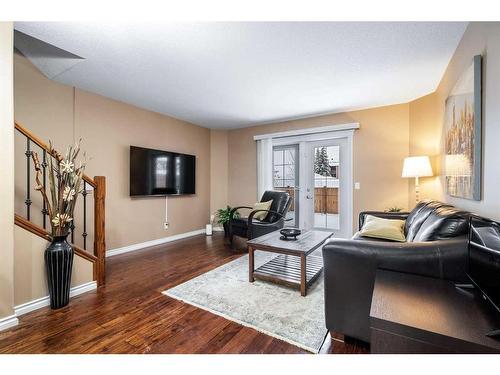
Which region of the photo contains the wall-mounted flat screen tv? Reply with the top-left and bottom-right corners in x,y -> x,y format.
130,146 -> 195,196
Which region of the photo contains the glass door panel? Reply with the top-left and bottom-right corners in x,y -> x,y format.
273,145 -> 299,227
313,145 -> 340,230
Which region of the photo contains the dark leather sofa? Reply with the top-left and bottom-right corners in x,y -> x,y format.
322,199 -> 471,343
229,190 -> 292,241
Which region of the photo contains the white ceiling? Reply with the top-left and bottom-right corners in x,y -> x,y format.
14,22 -> 467,129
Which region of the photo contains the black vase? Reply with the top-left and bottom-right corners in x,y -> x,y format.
45,234 -> 74,309
223,222 -> 229,238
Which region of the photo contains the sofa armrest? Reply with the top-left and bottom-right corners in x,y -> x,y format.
359,211 -> 410,230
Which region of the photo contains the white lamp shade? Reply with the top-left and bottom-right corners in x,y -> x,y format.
402,156 -> 433,178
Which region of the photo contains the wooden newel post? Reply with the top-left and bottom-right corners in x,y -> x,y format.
94,176 -> 106,286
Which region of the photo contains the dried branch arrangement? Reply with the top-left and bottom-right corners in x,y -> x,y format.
32,141 -> 86,237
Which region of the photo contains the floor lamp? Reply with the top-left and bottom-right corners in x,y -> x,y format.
402,156 -> 433,204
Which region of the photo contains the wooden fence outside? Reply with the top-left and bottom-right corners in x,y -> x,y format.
314,187 -> 338,214
275,187 -> 338,214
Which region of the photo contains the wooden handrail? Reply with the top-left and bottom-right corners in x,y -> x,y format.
14,214 -> 99,265
14,121 -> 97,188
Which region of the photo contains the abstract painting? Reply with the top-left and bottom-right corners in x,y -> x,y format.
444,55 -> 482,200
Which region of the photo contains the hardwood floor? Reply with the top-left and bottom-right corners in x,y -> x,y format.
0,233 -> 368,354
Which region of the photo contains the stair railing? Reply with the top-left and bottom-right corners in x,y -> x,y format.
14,121 -> 106,286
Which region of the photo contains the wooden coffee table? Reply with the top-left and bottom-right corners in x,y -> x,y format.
247,230 -> 333,296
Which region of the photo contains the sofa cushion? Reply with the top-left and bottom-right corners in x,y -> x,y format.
359,215 -> 406,242
412,206 -> 470,242
405,200 -> 452,241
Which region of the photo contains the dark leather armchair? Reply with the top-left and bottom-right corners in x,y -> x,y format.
229,190 -> 292,242
322,200 -> 471,343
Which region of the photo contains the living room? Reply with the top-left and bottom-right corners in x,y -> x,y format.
1,1 -> 500,373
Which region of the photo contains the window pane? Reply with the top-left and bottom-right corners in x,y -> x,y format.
273,165 -> 284,180
283,179 -> 295,188
284,148 -> 295,164
284,164 -> 295,180
273,150 -> 283,165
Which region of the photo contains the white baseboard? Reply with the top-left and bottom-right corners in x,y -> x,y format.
106,228 -> 206,257
14,281 -> 97,317
0,314 -> 19,332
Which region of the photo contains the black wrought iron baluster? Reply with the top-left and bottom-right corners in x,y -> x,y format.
25,138 -> 32,220
70,221 -> 75,244
41,149 -> 48,229
82,181 -> 87,250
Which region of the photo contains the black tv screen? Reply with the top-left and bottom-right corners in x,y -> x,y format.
468,216 -> 500,313
130,146 -> 195,196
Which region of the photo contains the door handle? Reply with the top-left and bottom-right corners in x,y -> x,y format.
306,195 -> 313,199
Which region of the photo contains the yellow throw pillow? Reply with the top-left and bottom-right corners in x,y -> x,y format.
359,215 -> 406,242
252,200 -> 273,221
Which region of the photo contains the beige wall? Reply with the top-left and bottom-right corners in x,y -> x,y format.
409,22 -> 500,221
0,22 -> 15,321
408,92 -> 444,206
227,104 -> 410,232
14,227 -> 93,306
14,53 -> 211,252
210,130 -> 229,220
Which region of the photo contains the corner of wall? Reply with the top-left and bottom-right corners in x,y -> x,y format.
210,129 -> 229,216
0,22 -> 15,322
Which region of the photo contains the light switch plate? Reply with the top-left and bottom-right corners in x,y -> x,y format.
354,182 -> 361,190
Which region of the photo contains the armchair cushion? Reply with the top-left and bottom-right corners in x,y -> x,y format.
252,200 -> 273,220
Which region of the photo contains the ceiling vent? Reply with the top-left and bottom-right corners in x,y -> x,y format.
14,30 -> 85,79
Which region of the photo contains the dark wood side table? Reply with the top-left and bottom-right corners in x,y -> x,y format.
370,270 -> 500,353
247,230 -> 332,296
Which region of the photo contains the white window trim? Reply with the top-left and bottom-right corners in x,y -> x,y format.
253,123 -> 359,141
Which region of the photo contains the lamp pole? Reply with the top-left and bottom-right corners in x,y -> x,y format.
415,176 -> 420,204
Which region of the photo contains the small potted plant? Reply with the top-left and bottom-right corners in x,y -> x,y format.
216,206 -> 239,238
31,140 -> 86,309
385,206 -> 403,213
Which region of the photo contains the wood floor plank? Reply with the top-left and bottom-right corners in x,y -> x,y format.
0,233 -> 366,354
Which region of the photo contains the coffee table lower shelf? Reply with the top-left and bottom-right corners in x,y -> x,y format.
253,254 -> 323,296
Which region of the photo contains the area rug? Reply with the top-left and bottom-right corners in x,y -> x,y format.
162,251 -> 327,353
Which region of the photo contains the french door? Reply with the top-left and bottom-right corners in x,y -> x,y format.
301,138 -> 351,238
272,136 -> 352,238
